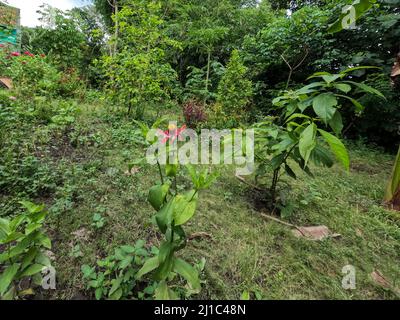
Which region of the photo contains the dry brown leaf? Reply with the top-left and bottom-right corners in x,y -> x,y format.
188,232 -> 213,241
124,166 -> 140,176
391,63 -> 400,78
45,250 -> 56,261
0,77 -> 13,89
71,227 -> 92,242
292,225 -> 341,241
370,270 -> 391,288
370,270 -> 400,297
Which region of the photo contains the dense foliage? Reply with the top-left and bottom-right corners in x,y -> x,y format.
0,0 -> 399,301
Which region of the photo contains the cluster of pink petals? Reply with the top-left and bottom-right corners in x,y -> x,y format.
158,125 -> 187,144
24,51 -> 34,57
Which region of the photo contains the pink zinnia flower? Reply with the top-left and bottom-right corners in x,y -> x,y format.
158,124 -> 187,144
10,52 -> 20,57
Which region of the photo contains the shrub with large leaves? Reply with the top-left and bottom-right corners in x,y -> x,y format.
253,67 -> 384,204
0,201 -> 52,300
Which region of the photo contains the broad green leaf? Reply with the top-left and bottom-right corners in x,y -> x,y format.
95,287 -> 103,300
21,247 -> 39,271
173,258 -> 201,292
322,74 -> 343,84
155,199 -> 175,233
154,280 -> 178,300
318,129 -> 350,171
241,290 -> 250,300
328,0 -> 376,34
307,71 -> 332,80
312,93 -> 338,124
120,245 -> 136,254
285,113 -> 311,123
19,201 -> 45,214
108,277 -> 122,297
19,264 -> 44,278
81,264 -> 96,279
35,252 -> 51,267
9,215 -> 26,231
299,123 -> 317,166
333,83 -> 352,93
25,223 -> 42,235
336,94 -> 365,113
38,234 -> 52,249
343,81 -> 386,99
384,146 -> 400,202
0,218 -> 10,240
1,286 -> 16,300
295,81 -> 325,94
154,241 -> 175,281
328,111 -> 344,135
108,287 -> 123,300
173,191 -> 198,226
310,145 -> 334,168
270,153 -> 286,171
136,256 -> 159,280
284,164 -> 297,180
165,164 -> 177,177
0,263 -> 20,295
148,184 -> 170,211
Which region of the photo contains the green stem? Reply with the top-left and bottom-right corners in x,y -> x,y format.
174,175 -> 178,196
190,190 -> 198,202
157,161 -> 164,185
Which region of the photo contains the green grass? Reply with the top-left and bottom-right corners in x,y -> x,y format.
2,104 -> 399,300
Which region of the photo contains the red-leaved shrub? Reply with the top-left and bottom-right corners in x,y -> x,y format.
182,100 -> 207,129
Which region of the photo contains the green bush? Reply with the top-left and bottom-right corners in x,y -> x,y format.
343,74 -> 400,151
217,50 -> 253,126
0,201 -> 53,300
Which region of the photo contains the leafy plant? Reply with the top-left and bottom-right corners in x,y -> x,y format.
253,67 -> 385,205
0,201 -> 52,300
70,245 -> 83,259
384,146 -> 400,210
217,49 -> 253,126
134,121 -> 218,299
137,164 -> 217,299
81,240 -> 155,300
328,0 -> 377,34
101,0 -> 180,118
3,50 -> 60,98
184,61 -> 225,103
182,99 -> 207,129
92,213 -> 106,230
